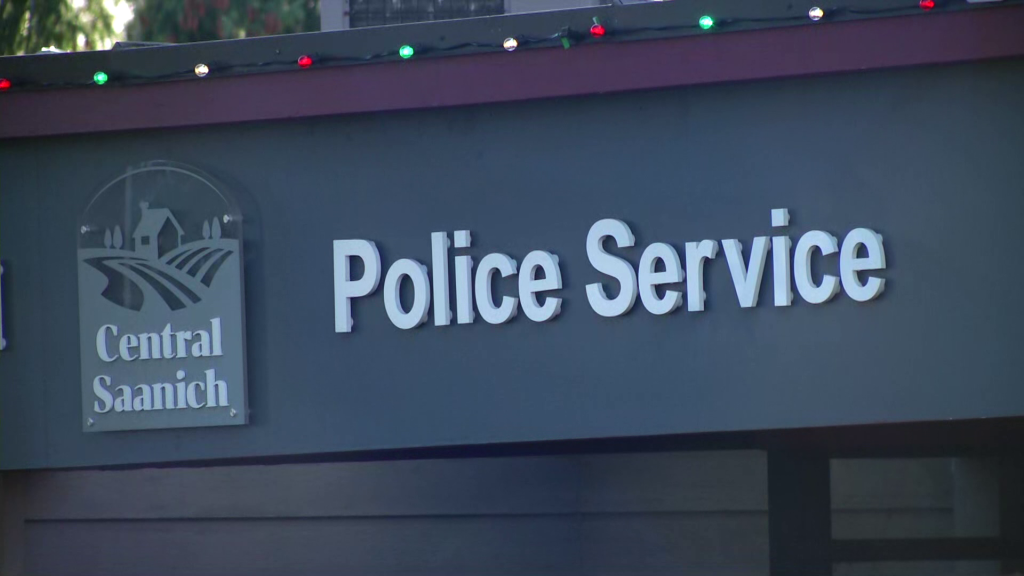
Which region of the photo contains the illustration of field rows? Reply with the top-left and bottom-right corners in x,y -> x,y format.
82,239 -> 236,311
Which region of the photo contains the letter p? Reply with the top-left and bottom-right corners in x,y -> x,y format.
334,240 -> 382,333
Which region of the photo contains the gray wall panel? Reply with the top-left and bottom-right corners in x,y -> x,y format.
2,60 -> 1024,469
832,510 -> 954,540
22,458 -> 580,519
834,561 -> 1001,576
10,452 -> 772,576
580,513 -> 769,575
7,452 -> 993,575
578,451 -> 767,512
25,517 -> 581,576
832,459 -> 953,509
22,452 -> 767,520
24,514 -> 770,576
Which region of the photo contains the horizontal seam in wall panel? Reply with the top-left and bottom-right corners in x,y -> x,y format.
831,506 -> 955,512
831,537 -> 1010,562
23,509 -> 770,523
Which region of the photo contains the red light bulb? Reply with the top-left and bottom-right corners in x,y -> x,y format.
297,55 -> 313,69
919,0 -> 935,9
0,78 -> 10,91
590,23 -> 606,37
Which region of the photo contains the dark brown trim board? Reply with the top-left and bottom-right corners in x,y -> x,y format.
1,6 -> 1023,139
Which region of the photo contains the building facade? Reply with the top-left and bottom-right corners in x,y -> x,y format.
1,0 -> 1023,574
322,0 -> 611,30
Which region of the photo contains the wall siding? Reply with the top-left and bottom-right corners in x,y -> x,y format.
5,452 -> 771,576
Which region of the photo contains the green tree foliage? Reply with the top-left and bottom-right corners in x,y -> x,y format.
1,0 -> 115,55
126,0 -> 318,44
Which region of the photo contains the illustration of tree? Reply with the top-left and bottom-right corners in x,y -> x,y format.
113,225 -> 123,249
212,218 -> 222,240
203,220 -> 211,239
104,228 -> 112,249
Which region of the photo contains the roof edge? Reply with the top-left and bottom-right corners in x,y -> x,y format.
1,6 -> 1023,139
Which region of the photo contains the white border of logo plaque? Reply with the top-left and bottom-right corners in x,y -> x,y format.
78,161 -> 248,432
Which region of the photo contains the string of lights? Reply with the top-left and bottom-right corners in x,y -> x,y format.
0,0 -> 1013,93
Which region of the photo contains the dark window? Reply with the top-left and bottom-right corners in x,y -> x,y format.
830,458 -> 1008,576
349,0 -> 504,28
140,237 -> 150,245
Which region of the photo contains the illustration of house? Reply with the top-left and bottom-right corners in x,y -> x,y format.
132,202 -> 184,260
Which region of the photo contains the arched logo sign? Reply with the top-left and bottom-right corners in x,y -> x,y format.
77,162 -> 248,432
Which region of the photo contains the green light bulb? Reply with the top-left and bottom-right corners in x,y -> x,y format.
93,71 -> 108,85
699,15 -> 714,30
399,45 -> 414,59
